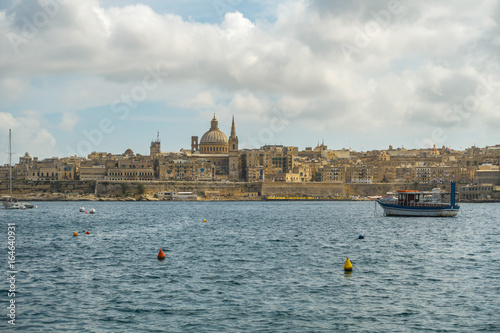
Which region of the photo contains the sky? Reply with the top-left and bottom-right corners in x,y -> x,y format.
1,0 -> 499,164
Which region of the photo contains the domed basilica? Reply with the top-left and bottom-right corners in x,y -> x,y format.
191,114 -> 239,180
198,115 -> 229,153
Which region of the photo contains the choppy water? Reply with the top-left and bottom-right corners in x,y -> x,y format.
1,201 -> 499,332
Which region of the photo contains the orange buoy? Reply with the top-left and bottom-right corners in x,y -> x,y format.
157,248 -> 166,260
85,211 -> 88,214
73,231 -> 78,237
86,231 -> 90,235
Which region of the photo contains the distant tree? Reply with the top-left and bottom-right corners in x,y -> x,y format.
120,183 -> 129,195
137,183 -> 145,195
50,181 -> 63,193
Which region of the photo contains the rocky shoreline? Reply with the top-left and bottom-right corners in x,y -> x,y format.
6,192 -> 500,203
7,193 -> 263,202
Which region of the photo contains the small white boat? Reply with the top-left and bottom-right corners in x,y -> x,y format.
3,130 -> 37,210
3,200 -> 23,209
21,202 -> 37,209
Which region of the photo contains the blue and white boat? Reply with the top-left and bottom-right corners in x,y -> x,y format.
376,183 -> 459,217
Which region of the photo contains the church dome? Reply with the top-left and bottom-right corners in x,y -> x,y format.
199,115 -> 228,144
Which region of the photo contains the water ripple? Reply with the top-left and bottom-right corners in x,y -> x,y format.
0,202 -> 499,332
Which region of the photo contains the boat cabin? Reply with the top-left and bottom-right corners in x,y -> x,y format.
397,190 -> 421,205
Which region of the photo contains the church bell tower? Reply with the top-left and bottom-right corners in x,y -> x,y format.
150,132 -> 161,158
228,116 -> 239,180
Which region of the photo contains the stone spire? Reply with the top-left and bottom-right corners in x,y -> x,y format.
230,115 -> 237,139
228,115 -> 239,180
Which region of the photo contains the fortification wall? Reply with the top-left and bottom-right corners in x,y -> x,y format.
0,180 -> 441,200
96,181 -> 262,196
262,182 -> 345,197
0,180 -> 262,198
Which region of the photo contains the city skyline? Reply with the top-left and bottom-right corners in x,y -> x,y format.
1,0 -> 500,164
3,112 -> 499,162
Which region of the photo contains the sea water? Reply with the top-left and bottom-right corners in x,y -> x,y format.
1,201 -> 499,332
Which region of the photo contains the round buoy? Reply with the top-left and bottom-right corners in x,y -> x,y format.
73,232 -> 78,237
157,248 -> 166,260
344,256 -> 353,271
202,219 -> 207,222
86,231 -> 90,235
89,208 -> 96,214
85,211 -> 88,214
80,207 -> 85,212
358,235 -> 364,239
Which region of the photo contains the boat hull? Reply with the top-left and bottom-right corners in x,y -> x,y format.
3,201 -> 23,209
377,200 -> 459,217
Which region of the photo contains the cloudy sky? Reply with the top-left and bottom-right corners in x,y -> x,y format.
1,0 -> 499,163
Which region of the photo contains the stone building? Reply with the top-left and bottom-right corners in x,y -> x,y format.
240,145 -> 297,182
150,132 -> 161,159
459,184 -> 495,200
157,156 -> 214,181
474,164 -> 500,185
80,165 -> 107,180
190,114 -> 239,179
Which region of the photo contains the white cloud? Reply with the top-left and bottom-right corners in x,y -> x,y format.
179,91 -> 216,110
59,111 -> 80,131
0,0 -> 499,155
221,11 -> 255,40
0,112 -> 56,164
229,93 -> 269,121
0,77 -> 27,101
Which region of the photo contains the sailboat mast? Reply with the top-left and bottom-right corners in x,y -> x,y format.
8,129 -> 12,198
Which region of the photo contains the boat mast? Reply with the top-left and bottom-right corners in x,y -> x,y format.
8,129 -> 12,199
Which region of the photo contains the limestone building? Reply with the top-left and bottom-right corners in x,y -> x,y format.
190,114 -> 240,180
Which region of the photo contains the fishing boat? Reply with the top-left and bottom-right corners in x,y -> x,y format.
3,129 -> 36,209
376,183 -> 459,217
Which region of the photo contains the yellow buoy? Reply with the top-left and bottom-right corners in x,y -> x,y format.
73,231 -> 78,237
344,256 -> 353,271
202,219 -> 207,222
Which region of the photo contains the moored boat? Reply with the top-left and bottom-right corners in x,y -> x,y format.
376,183 -> 459,217
3,130 -> 36,210
3,199 -> 24,210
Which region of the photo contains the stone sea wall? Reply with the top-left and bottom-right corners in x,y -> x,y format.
0,180 -> 262,200
1,180 -> 442,201
261,182 -> 345,197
